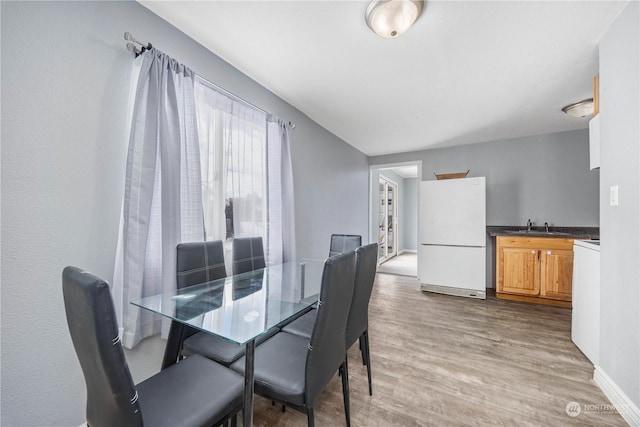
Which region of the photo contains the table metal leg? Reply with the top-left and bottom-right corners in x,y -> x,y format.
243,339 -> 255,427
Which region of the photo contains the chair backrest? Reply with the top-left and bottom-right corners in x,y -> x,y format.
345,243 -> 378,347
163,240 -> 227,369
176,240 -> 227,289
232,237 -> 266,275
329,234 -> 362,257
305,251 -> 356,403
232,270 -> 264,300
62,266 -> 143,427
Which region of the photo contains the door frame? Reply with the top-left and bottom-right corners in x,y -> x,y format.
368,161 -> 423,273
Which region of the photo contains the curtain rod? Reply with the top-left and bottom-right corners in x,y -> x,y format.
124,32 -> 151,58
123,32 -> 295,130
195,76 -> 295,129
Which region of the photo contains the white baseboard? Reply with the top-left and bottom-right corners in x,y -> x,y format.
594,365 -> 640,426
398,249 -> 417,254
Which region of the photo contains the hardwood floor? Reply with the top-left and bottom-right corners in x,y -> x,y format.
249,273 -> 626,426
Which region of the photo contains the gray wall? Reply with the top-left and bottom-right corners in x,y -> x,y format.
370,129 -> 600,287
0,2 -> 368,425
598,1 -> 640,410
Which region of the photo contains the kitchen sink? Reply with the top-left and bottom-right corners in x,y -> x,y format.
504,230 -> 571,236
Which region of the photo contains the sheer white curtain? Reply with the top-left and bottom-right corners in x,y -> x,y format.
194,78 -> 295,265
194,79 -> 267,244
194,82 -> 228,242
113,49 -> 204,349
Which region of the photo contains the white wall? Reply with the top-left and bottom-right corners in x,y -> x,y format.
597,0 -> 640,414
0,2 -> 368,425
403,178 -> 418,251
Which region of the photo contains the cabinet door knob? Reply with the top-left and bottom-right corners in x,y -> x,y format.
531,250 -> 536,254
547,250 -> 552,255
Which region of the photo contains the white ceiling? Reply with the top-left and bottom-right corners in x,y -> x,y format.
140,0 -> 628,157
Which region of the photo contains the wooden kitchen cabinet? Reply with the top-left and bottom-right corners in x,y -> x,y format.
496,236 -> 574,307
540,249 -> 574,300
501,247 -> 540,296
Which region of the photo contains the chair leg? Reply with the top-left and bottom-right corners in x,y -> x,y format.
231,411 -> 237,427
161,321 -> 185,370
271,400 -> 285,412
359,335 -> 366,365
225,413 -> 234,427
340,358 -> 351,427
364,330 -> 372,396
307,407 -> 314,427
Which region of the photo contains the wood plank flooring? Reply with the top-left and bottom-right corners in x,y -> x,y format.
249,273 -> 626,426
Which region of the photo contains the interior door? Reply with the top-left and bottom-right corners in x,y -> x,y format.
378,177 -> 398,263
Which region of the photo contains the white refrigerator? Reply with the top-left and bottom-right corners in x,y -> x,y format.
419,177 -> 486,299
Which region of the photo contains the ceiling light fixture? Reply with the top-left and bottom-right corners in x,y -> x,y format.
561,98 -> 594,118
365,0 -> 424,39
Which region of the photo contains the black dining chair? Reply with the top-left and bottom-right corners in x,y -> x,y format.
232,236 -> 266,275
167,240 -> 277,368
162,240 -> 227,369
279,233 -> 361,332
345,243 -> 378,395
282,232 -> 361,335
329,234 -> 362,257
62,266 -> 244,427
282,243 -> 378,395
230,251 -> 357,427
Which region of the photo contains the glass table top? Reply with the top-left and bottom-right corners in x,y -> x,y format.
131,259 -> 324,345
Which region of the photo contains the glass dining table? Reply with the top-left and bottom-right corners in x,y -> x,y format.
130,259 -> 325,427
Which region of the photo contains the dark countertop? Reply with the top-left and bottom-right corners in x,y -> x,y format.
487,225 -> 599,240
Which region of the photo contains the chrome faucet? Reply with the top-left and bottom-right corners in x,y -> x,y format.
527,219 -> 534,231
544,222 -> 549,232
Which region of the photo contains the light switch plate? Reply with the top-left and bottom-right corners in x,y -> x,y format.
610,185 -> 619,206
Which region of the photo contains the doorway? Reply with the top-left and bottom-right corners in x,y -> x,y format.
369,162 -> 421,277
378,176 -> 398,263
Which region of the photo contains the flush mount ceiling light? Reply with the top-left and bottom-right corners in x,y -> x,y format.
561,98 -> 594,118
365,0 -> 424,39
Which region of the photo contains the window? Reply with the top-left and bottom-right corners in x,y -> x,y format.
194,78 -> 268,245
193,77 -> 296,268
